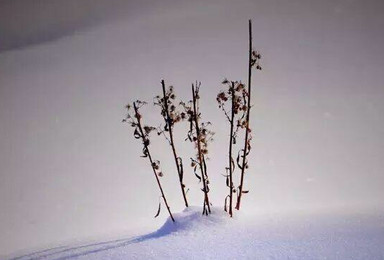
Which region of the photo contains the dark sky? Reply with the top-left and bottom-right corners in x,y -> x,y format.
1,0 -> 384,256
0,0 -> 150,51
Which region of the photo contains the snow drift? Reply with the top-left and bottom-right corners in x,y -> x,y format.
8,207 -> 384,260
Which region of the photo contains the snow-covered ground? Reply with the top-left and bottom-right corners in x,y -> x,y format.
7,207 -> 384,260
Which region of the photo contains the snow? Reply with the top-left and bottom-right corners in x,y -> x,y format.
1,0 -> 384,258
7,207 -> 384,260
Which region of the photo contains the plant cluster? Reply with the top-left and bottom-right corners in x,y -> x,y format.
123,20 -> 261,220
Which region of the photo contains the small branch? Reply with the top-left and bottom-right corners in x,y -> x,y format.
161,80 -> 189,208
191,84 -> 211,215
133,102 -> 175,222
217,80 -> 247,216
228,82 -> 235,217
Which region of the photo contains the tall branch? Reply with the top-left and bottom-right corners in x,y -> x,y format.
236,19 -> 253,210
228,82 -> 236,217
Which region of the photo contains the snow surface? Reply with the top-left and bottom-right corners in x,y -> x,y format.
7,207 -> 384,260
